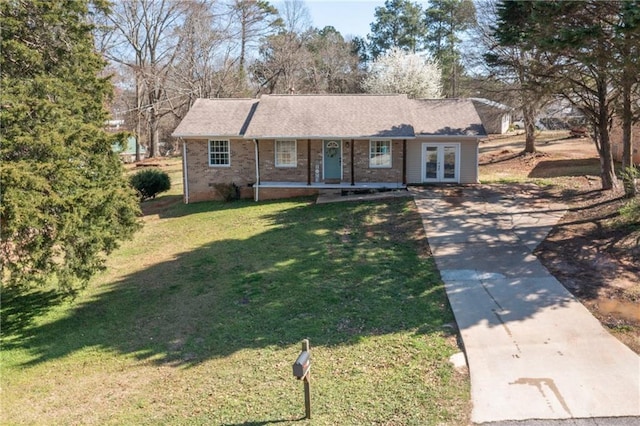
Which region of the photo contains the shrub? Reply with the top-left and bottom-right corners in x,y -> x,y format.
619,198 -> 640,227
621,166 -> 639,198
130,168 -> 171,201
213,182 -> 240,202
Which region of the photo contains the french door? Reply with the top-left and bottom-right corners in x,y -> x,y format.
422,143 -> 460,183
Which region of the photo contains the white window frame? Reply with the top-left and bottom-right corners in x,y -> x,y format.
275,140 -> 297,167
209,139 -> 230,167
369,139 -> 392,168
421,143 -> 460,183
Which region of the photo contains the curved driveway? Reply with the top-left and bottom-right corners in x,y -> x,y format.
411,185 -> 640,424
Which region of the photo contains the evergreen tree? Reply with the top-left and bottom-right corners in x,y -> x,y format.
483,0 -> 556,153
1,0 -> 141,295
368,0 -> 426,59
424,0 -> 476,97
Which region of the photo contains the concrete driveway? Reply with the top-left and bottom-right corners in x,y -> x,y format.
411,185 -> 640,425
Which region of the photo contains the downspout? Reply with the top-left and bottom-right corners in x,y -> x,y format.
182,138 -> 189,204
254,139 -> 260,201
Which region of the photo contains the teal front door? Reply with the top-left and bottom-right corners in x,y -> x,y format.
323,140 -> 342,180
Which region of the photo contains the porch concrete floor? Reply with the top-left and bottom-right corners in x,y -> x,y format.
256,181 -> 406,189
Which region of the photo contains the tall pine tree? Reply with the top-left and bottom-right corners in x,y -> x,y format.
368,0 -> 426,59
1,0 -> 141,295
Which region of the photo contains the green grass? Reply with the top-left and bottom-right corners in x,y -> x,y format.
1,194 -> 469,425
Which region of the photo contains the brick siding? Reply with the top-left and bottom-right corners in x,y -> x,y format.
184,138 -> 255,202
184,138 -> 407,202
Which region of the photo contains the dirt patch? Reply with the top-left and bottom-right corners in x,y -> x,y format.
480,131 -> 640,354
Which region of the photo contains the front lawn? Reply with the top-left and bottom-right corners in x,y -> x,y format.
1,194 -> 469,424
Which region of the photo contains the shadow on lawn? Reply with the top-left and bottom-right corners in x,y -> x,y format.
3,199 -> 452,368
1,287 -> 64,337
528,158 -> 601,178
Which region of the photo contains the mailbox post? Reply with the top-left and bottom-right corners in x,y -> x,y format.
292,339 -> 311,419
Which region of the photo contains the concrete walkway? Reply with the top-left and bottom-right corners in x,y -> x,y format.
411,185 -> 640,425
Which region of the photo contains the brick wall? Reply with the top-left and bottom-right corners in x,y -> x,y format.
350,139 -> 404,183
257,187 -> 319,200
257,139 -> 323,182
184,137 -> 407,202
184,138 -> 256,202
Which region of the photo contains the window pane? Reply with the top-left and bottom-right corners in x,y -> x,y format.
276,140 -> 296,167
370,140 -> 391,167
443,146 -> 456,179
209,140 -> 229,166
425,146 -> 438,179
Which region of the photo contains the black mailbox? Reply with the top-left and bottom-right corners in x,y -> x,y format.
292,350 -> 311,379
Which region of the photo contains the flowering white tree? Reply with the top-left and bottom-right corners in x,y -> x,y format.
363,48 -> 442,98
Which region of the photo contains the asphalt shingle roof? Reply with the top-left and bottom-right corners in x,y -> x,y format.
171,98 -> 259,137
244,94 -> 414,139
411,99 -> 486,136
172,95 -> 486,139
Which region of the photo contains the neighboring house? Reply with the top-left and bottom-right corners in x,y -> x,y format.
111,136 -> 147,163
540,96 -> 586,129
172,94 -> 486,202
610,121 -> 640,165
470,98 -> 512,134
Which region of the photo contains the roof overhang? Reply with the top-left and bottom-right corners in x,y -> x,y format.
176,135 -> 416,140
246,135 -> 415,140
415,134 -> 483,141
171,134 -> 245,139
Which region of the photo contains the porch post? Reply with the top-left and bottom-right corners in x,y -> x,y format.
350,139 -> 355,186
254,139 -> 260,202
402,139 -> 407,185
307,139 -> 311,185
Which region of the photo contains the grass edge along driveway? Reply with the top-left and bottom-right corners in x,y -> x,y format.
1,197 -> 470,425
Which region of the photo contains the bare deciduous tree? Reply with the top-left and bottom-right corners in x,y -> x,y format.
100,0 -> 187,158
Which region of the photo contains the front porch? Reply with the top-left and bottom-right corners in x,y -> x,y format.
252,181 -> 407,201
256,181 -> 406,189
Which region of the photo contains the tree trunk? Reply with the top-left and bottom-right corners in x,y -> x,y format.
522,104 -> 536,153
621,8 -> 635,173
149,111 -> 159,158
592,73 -> 618,191
621,72 -> 633,171
135,76 -> 142,162
596,118 -> 618,190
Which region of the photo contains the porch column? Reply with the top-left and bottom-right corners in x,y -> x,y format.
307,139 -> 311,185
402,139 -> 407,185
254,139 -> 260,202
350,139 -> 355,186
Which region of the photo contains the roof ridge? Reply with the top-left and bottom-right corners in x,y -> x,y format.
260,93 -> 408,98
207,97 -> 256,100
